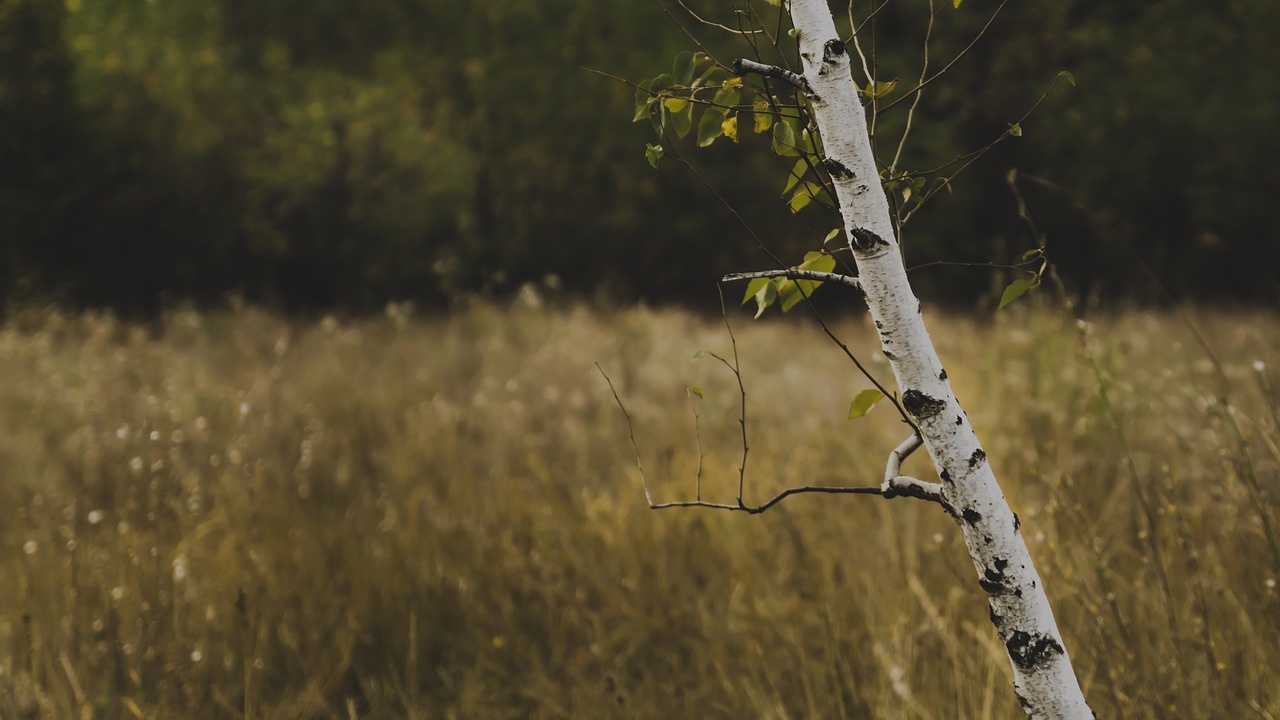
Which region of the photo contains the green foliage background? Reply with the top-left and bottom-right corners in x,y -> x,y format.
2,0 -> 1278,311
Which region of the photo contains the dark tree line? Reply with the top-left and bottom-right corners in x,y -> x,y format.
2,0 -> 1276,313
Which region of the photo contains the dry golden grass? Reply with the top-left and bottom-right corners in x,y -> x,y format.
0,299 -> 1277,719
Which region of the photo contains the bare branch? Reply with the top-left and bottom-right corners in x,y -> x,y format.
878,0 -> 1011,114
732,58 -> 813,95
890,0 -> 934,175
651,485 -> 882,514
677,0 -> 765,35
601,365 -> 944,515
658,138 -> 909,427
596,363 -> 654,507
722,268 -> 862,291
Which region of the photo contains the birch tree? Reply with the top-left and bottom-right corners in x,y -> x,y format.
618,1 -> 1095,717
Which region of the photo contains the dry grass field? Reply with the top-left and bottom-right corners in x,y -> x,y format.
0,298 -> 1277,719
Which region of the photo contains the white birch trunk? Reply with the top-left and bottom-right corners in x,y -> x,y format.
784,1 -> 1093,716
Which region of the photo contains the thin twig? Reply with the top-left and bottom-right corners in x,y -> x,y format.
686,386 -> 705,501
900,71 -> 1071,224
661,140 -> 910,426
677,0 -> 764,35
715,287 -> 751,504
878,0 -> 1011,114
596,363 -> 653,507
890,0 -> 934,174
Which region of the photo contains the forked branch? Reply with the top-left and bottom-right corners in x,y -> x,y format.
597,362 -> 946,515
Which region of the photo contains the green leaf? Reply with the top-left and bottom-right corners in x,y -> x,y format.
1057,70 -> 1076,87
823,228 -> 841,246
777,251 -> 837,311
645,143 -> 664,169
797,128 -> 820,155
800,250 -> 836,273
672,51 -> 696,85
782,158 -> 808,196
690,386 -> 704,399
695,62 -> 725,88
953,0 -> 963,7
752,279 -> 779,319
1008,122 -> 1023,137
633,78 -> 655,123
863,79 -> 898,99
669,100 -> 693,138
741,277 -> 769,305
848,389 -> 884,419
998,277 -> 1034,309
789,181 -> 823,213
772,119 -> 798,156
1021,248 -> 1042,260
691,350 -> 705,362
776,280 -> 800,312
698,107 -> 727,147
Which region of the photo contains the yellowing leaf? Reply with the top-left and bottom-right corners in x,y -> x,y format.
848,389 -> 884,419
722,114 -> 738,143
753,101 -> 773,133
722,77 -> 743,90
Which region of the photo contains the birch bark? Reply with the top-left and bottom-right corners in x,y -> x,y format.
784,1 -> 1093,716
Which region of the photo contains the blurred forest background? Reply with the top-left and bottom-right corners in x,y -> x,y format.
2,0 -> 1279,313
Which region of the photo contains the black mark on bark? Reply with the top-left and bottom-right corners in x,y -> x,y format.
969,448 -> 986,468
849,228 -> 888,252
902,390 -> 945,420
823,157 -> 854,179
1005,630 -> 1065,670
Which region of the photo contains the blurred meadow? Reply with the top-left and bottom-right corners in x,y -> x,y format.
1,298 -> 1277,718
